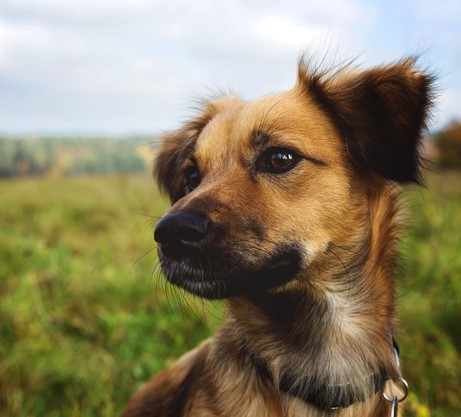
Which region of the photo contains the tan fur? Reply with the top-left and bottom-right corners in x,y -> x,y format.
122,57 -> 434,417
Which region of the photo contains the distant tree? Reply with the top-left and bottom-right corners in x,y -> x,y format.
0,136 -> 150,177
436,121 -> 461,169
0,138 -> 16,177
13,145 -> 31,176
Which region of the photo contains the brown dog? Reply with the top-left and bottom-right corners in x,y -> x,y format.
122,57 -> 434,417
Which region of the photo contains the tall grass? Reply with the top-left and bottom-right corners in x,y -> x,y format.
398,171 -> 461,416
0,175 -> 219,417
0,172 -> 459,416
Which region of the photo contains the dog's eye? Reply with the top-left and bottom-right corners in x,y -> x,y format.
184,165 -> 201,192
259,147 -> 301,174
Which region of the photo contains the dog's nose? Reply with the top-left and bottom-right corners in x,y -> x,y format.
154,211 -> 210,244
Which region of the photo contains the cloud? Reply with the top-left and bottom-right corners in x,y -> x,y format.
0,20 -> 85,68
0,0 -> 457,133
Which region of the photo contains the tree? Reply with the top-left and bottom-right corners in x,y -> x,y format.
436,121 -> 461,169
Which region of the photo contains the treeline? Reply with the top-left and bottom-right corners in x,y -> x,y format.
436,121 -> 461,169
1,120 -> 460,179
0,136 -> 156,178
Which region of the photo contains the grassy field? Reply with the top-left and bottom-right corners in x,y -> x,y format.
0,172 -> 460,416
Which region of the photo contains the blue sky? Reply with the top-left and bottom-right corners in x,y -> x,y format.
0,0 -> 460,135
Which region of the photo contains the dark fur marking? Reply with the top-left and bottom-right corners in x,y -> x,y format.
252,129 -> 273,147
251,290 -> 330,346
247,221 -> 266,241
237,336 -> 274,383
250,289 -> 307,324
164,353 -> 206,417
197,370 -> 223,417
159,242 -> 304,299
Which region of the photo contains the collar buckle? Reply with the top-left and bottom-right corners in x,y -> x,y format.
382,338 -> 409,416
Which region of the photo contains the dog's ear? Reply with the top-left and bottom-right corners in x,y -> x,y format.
154,95 -> 240,203
298,58 -> 435,183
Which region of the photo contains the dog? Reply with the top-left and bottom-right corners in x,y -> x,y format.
122,56 -> 434,417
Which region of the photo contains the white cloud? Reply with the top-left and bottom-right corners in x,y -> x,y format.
3,0 -> 154,16
253,15 -> 319,49
0,20 -> 85,67
0,0 -> 458,133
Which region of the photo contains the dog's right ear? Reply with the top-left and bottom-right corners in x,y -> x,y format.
154,95 -> 240,203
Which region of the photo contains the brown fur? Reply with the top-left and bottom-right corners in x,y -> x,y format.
122,57 -> 434,417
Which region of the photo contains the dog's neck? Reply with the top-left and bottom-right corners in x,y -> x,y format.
224,184 -> 401,410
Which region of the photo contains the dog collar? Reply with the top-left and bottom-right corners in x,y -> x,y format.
242,337 -> 403,410
279,368 -> 387,410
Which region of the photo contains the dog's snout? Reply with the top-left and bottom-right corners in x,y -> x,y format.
154,211 -> 210,244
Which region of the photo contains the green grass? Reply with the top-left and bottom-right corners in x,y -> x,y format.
0,175 -> 220,417
0,172 -> 460,416
399,171 -> 461,416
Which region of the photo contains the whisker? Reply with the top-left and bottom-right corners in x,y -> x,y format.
133,246 -> 157,266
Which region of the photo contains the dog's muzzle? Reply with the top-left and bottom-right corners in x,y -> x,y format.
154,210 -> 303,299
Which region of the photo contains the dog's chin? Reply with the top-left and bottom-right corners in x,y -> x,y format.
158,243 -> 304,299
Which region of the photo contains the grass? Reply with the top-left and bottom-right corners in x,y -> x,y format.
399,171 -> 461,416
0,172 -> 460,416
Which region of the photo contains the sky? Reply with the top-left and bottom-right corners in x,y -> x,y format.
0,0 -> 460,135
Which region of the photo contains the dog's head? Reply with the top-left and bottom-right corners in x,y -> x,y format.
153,58 -> 433,299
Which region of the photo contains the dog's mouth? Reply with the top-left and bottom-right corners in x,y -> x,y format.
154,210 -> 304,299
157,241 -> 303,299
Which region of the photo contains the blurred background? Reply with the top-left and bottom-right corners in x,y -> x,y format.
0,1 -> 460,416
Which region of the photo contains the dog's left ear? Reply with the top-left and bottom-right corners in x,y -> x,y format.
299,58 -> 435,183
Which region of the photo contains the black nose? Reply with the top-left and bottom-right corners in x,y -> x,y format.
154,211 -> 210,244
